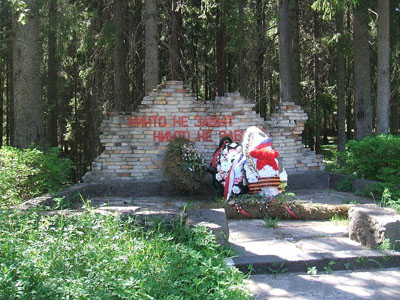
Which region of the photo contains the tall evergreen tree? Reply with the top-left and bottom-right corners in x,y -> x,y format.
12,0 -> 45,148
144,0 -> 159,95
353,3 -> 372,140
113,0 -> 128,111
336,10 -> 346,152
216,0 -> 227,96
376,0 -> 390,134
277,0 -> 292,103
47,0 -> 58,146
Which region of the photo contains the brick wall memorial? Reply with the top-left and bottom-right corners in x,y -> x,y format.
82,81 -> 324,182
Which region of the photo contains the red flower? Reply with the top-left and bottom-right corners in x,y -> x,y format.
249,148 -> 279,170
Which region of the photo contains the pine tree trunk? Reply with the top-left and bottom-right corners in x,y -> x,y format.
257,0 -> 266,118
0,55 -> 3,148
376,0 -> 390,134
168,0 -> 182,80
216,0 -> 227,96
114,0 -> 128,111
238,0 -> 247,96
346,9 -> 353,141
353,4 -> 372,140
144,0 -> 159,95
7,29 -> 14,146
132,0 -> 144,108
47,0 -> 58,147
12,0 -> 45,149
336,10 -> 346,152
313,11 -> 321,153
277,0 -> 292,103
289,0 -> 300,105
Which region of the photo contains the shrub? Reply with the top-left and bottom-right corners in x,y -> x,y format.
0,146 -> 73,206
0,209 -> 249,299
337,135 -> 400,185
163,137 -> 206,193
334,135 -> 400,207
336,178 -> 353,192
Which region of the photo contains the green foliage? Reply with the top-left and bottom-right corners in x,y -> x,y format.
377,238 -> 392,251
268,262 -> 287,275
311,0 -> 358,20
333,135 -> 400,209
0,146 -> 73,207
330,213 -> 348,226
337,135 -> 400,184
163,138 -> 206,194
307,266 -> 318,275
324,260 -> 335,274
0,209 -> 249,299
264,217 -> 279,228
336,178 -> 353,192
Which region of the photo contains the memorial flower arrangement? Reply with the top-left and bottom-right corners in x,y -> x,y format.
163,137 -> 206,193
181,143 -> 206,173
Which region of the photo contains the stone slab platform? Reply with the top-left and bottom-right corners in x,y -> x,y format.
287,189 -> 373,205
187,208 -> 229,246
228,219 -> 400,274
246,268 -> 400,300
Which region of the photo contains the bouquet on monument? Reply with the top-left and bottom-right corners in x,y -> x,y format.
181,142 -> 206,174
163,137 -> 206,193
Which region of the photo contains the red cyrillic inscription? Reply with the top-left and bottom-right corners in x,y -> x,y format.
172,116 -> 188,127
153,130 -> 191,142
194,115 -> 233,127
197,130 -> 212,142
219,129 -> 244,141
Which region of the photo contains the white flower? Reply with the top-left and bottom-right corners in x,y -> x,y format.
221,161 -> 231,172
232,186 -> 241,194
259,165 -> 277,178
216,173 -> 223,181
279,169 -> 288,182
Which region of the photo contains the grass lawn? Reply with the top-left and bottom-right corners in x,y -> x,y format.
0,208 -> 249,299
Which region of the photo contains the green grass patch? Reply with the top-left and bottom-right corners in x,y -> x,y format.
263,217 -> 279,228
0,209 -> 249,299
330,213 -> 348,226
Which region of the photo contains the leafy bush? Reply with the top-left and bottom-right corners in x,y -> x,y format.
333,135 -> 400,207
337,135 -> 400,185
336,178 -> 353,192
0,209 -> 249,299
163,137 -> 206,193
0,146 -> 73,206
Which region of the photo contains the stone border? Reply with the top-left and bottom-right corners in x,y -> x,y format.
19,171 -> 383,211
327,172 -> 382,194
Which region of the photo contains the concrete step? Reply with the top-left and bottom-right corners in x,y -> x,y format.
93,196 -> 188,224
227,220 -> 400,274
246,268 -> 400,300
228,249 -> 400,274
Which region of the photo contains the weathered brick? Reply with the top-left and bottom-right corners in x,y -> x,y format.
85,83 -> 324,181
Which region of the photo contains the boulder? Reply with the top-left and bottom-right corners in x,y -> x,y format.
349,204 -> 400,249
187,208 -> 229,246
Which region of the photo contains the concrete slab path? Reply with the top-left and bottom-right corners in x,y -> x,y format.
228,219 -> 400,273
246,268 -> 400,300
288,189 -> 373,205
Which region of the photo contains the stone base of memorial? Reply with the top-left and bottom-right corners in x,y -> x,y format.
349,204 -> 400,250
